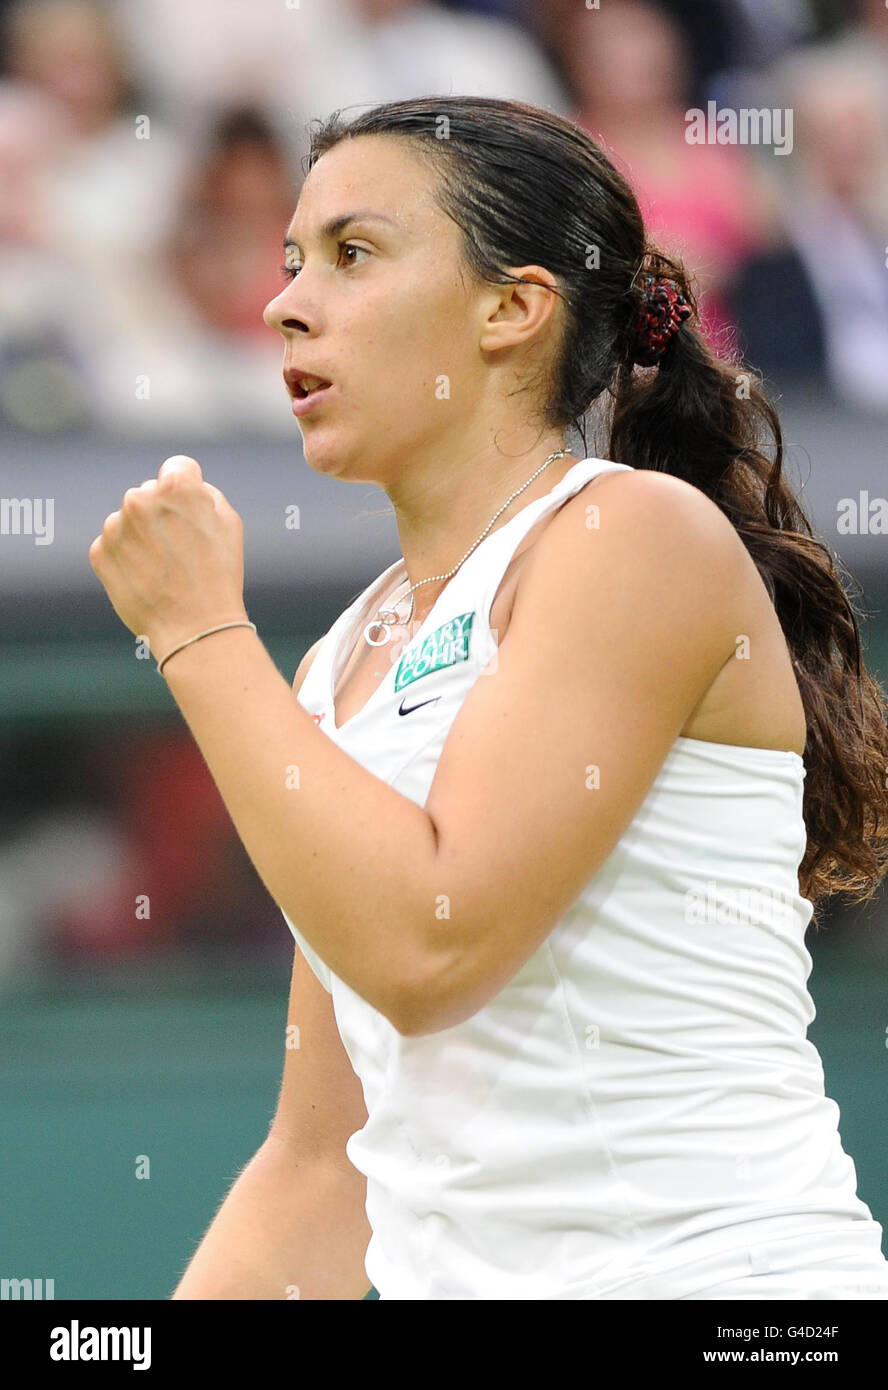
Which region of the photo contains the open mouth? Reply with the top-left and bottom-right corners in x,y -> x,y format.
293,378 -> 332,399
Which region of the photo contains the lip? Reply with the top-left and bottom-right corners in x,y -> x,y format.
284,363 -> 332,393
291,382 -> 333,416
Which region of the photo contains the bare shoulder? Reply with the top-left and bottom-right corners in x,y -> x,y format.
515,465 -> 748,639
569,466 -> 747,561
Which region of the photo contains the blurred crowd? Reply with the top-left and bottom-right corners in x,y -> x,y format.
1,0 -> 887,437
3,0 -> 888,973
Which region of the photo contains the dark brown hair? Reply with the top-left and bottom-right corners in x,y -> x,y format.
305,94 -> 888,922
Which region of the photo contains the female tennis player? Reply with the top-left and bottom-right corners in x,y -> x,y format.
89,96 -> 888,1300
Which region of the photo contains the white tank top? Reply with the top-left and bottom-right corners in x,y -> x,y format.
283,455 -> 888,1299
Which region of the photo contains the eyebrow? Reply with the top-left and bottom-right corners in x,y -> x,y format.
283,210 -> 399,250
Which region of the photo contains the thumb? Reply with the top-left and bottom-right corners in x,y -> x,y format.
159,455 -> 203,484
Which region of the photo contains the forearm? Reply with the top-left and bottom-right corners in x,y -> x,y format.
172,1137 -> 373,1300
159,625 -> 440,1026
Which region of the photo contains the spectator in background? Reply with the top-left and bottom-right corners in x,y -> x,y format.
78,106 -> 302,436
828,0 -> 888,107
110,0 -> 309,133
727,49 -> 888,411
533,0 -> 826,111
112,0 -> 571,170
0,81 -> 100,431
440,0 -> 527,19
317,0 -> 570,115
0,0 -> 190,432
3,0 -> 187,265
0,725 -> 284,969
168,109 -> 296,341
660,0 -> 826,94
0,81 -> 67,246
552,0 -> 778,354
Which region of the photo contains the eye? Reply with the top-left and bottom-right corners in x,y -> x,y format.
279,241 -> 369,282
338,242 -> 370,269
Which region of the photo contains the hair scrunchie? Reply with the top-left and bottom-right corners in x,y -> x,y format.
630,274 -> 692,367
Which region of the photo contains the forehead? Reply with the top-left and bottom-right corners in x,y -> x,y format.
288,134 -> 440,236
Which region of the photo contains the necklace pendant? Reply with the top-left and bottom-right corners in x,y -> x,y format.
364,610 -> 399,646
364,621 -> 390,647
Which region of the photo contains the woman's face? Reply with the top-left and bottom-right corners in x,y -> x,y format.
263,134 -> 493,485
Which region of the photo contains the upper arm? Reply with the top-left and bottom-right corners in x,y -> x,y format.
418,469 -> 744,1034
269,944 -> 369,1169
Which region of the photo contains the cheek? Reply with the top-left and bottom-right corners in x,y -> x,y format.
417,316 -> 474,400
348,311 -> 429,393
401,292 -> 471,381
339,281 -> 469,407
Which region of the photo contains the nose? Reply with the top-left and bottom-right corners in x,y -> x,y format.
263,287 -> 293,333
262,284 -> 309,335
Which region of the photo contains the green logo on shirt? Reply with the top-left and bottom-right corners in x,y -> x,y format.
394,611 -> 475,692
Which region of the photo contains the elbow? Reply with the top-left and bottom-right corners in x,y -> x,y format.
392,833 -> 487,1036
390,943 -> 456,1038
391,975 -> 441,1039
392,1007 -> 430,1039
392,949 -> 485,1038
394,1003 -> 451,1039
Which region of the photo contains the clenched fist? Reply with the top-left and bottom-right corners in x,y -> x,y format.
89,455 -> 249,662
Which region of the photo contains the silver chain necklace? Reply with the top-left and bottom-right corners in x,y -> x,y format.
363,448 -> 572,647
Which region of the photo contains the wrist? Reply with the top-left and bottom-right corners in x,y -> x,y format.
154,615 -> 254,676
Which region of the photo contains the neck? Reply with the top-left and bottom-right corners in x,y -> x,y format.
383,432 -> 578,625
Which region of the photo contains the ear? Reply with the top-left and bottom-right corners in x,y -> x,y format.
478,266 -> 562,354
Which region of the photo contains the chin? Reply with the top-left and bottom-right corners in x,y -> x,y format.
300,436 -> 377,484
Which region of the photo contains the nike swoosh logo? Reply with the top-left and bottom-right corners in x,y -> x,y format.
398,695 -> 441,716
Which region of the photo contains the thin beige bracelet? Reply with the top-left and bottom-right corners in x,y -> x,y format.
156,621 -> 257,676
